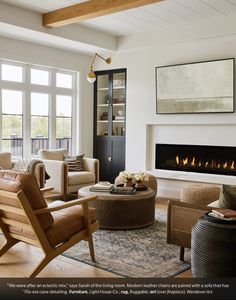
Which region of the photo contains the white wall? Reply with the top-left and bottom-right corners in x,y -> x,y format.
95,33 -> 236,197
3,26 -> 236,198
0,36 -> 94,157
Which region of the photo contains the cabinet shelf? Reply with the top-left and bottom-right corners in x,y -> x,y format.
98,87 -> 109,91
113,86 -> 125,90
112,103 -> 125,106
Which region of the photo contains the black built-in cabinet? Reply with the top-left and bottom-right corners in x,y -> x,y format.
93,69 -> 126,182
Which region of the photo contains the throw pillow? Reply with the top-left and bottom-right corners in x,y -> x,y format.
12,160 -> 31,172
64,154 -> 84,172
218,184 -> 236,210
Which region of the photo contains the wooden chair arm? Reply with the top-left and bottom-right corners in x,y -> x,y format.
35,195 -> 98,215
40,187 -> 54,194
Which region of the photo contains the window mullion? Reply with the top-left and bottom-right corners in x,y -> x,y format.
24,65 -> 31,159
50,71 -> 56,149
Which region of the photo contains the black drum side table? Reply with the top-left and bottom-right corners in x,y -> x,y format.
191,215 -> 236,278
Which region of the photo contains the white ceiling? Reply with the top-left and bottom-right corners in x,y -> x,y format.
1,0 -> 236,36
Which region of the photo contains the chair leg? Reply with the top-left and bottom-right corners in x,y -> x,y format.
0,239 -> 19,257
29,254 -> 55,278
88,236 -> 96,262
180,246 -> 185,261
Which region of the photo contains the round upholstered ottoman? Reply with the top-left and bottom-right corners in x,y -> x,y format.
79,186 -> 156,229
181,184 -> 221,206
192,216 -> 236,277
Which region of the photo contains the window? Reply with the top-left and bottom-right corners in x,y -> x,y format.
2,90 -> 23,158
2,64 -> 23,82
31,68 -> 49,86
0,60 -> 77,159
56,72 -> 72,89
56,95 -> 72,150
31,93 -> 49,156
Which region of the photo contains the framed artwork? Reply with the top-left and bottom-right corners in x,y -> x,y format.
155,58 -> 235,114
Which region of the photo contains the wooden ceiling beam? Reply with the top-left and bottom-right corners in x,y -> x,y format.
43,0 -> 164,28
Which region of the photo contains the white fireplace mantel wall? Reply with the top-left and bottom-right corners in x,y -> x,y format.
94,19 -> 236,199
146,123 -> 236,198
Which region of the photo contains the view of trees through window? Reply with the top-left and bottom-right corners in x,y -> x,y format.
0,61 -> 76,159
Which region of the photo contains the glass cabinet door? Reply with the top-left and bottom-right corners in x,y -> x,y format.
96,74 -> 109,136
112,72 -> 126,136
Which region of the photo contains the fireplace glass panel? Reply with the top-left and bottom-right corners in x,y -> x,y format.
155,143 -> 236,176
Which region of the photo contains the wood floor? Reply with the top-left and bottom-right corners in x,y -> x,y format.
0,198 -> 192,278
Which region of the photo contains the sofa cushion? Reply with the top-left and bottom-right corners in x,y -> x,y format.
45,201 -> 96,246
0,152 -> 12,169
64,154 -> 84,172
11,160 -> 29,172
39,148 -> 68,161
67,171 -> 95,186
218,184 -> 236,209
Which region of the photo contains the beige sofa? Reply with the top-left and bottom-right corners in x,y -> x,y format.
39,148 -> 99,200
0,152 -> 45,188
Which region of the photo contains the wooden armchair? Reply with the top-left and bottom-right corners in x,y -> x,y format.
0,170 -> 99,277
167,184 -> 221,261
167,200 -> 211,261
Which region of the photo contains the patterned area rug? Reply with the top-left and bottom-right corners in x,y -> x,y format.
63,209 -> 191,278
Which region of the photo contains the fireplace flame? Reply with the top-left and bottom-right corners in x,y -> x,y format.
175,155 -> 236,171
183,157 -> 188,165
176,155 -> 179,164
191,157 -> 195,166
231,161 -> 235,169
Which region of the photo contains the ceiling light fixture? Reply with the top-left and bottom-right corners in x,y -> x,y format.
87,53 -> 111,83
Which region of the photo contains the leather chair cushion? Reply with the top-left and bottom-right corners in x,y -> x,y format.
0,152 -> 12,169
8,225 -> 37,240
67,171 -> 95,186
0,171 -> 53,230
45,201 -> 97,246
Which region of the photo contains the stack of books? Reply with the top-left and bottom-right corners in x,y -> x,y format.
209,208 -> 236,221
110,186 -> 136,195
90,181 -> 113,192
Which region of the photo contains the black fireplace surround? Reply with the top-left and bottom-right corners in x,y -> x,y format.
155,143 -> 236,176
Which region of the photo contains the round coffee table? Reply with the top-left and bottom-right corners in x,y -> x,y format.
79,186 -> 156,229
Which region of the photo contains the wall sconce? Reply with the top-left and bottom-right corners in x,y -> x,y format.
87,53 -> 111,83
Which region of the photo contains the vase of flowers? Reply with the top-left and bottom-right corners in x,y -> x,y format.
134,172 -> 149,190
120,171 -> 134,187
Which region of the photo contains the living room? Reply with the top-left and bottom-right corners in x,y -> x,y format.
0,0 -> 236,289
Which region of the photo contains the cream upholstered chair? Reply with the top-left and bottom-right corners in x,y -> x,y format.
39,148 -> 99,200
0,170 -> 99,277
0,152 -> 45,188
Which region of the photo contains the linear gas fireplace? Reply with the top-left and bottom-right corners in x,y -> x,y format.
155,143 -> 236,176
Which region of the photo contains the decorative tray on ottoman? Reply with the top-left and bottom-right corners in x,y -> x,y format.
109,186 -> 136,195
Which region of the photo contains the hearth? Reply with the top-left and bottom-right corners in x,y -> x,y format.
155,143 -> 236,176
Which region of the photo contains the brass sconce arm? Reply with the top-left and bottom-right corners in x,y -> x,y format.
87,53 -> 112,83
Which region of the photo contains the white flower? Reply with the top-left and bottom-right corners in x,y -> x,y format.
121,171 -> 134,180
134,172 -> 149,182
